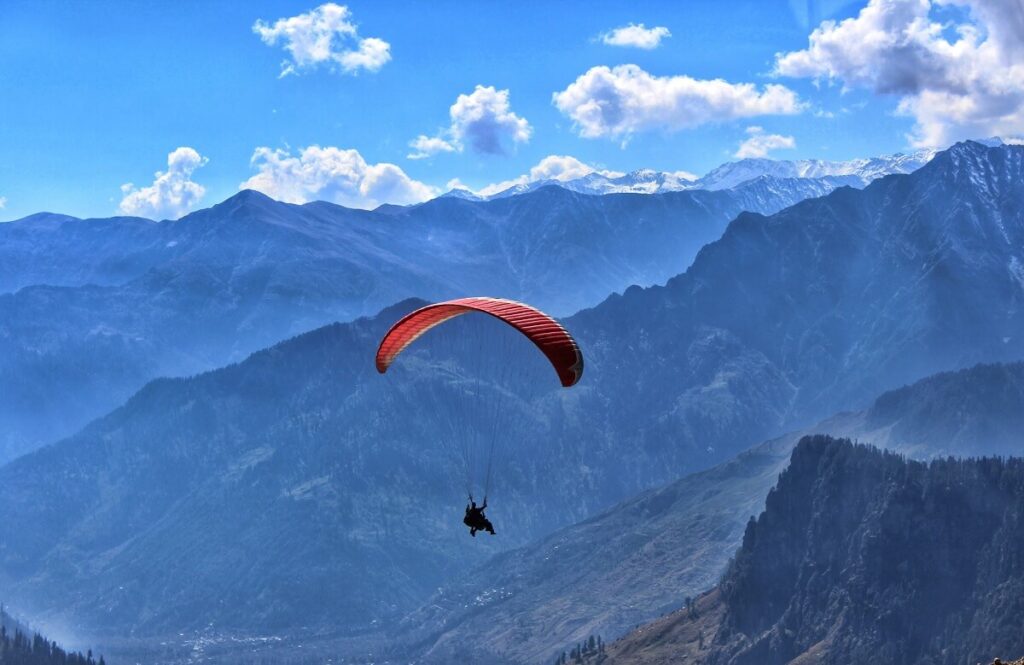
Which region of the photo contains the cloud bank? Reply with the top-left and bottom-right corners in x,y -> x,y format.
119,147 -> 208,220
241,145 -> 437,209
253,3 -> 390,77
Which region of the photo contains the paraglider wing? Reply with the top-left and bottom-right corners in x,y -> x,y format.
375,297 -> 583,387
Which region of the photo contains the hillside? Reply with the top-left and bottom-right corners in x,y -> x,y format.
0,604 -> 102,665
572,140 -> 1024,436
397,362 -> 1024,664
596,437 -> 1024,665
0,183 -> 820,462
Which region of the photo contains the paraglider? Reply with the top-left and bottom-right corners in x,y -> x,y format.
463,497 -> 495,537
375,297 -> 583,386
376,297 -> 584,536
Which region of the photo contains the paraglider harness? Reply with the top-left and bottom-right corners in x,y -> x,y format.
464,495 -> 496,536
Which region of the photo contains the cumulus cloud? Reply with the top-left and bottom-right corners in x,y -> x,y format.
527,155 -> 605,182
253,3 -> 390,77
774,0 -> 1024,147
240,145 -> 437,209
0,196 -> 6,210
552,65 -> 803,140
119,147 -> 208,220
601,23 -> 671,49
410,85 -> 532,158
734,126 -> 797,158
450,85 -> 532,154
445,177 -> 472,192
407,135 -> 457,160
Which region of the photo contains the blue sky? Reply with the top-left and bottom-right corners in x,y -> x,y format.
1,0 -> 1022,220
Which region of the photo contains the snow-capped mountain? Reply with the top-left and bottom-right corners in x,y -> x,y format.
441,169 -> 699,201
696,147 -> 939,190
443,145 -> 952,201
569,169 -> 700,195
445,169 -> 699,201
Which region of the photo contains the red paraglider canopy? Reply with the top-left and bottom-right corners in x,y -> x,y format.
375,297 -> 583,387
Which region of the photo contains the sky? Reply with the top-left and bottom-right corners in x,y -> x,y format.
1,0 -> 1023,220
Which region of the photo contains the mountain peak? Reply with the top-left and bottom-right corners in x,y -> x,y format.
917,139 -> 1023,187
223,188 -> 278,207
173,189 -> 288,226
439,187 -> 483,201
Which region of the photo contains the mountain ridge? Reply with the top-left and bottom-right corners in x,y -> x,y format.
445,145 -> 941,201
2,180 -> 812,462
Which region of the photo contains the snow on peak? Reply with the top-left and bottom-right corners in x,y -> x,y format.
439,143 -> 1002,203
696,148 -> 938,191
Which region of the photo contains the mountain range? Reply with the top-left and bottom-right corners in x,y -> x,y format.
446,145 -> 941,200
0,141 -> 1021,663
0,171 -> 876,464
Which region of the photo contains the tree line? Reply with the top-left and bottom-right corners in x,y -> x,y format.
1,605 -> 103,665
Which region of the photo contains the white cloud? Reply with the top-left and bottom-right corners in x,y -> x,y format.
240,145 -> 437,209
410,85 -> 532,158
601,23 -> 671,49
472,155 -> 619,197
774,0 -> 1024,147
0,196 -> 6,209
552,65 -> 804,140
475,177 -> 531,198
253,3 -> 390,77
445,177 -> 471,191
119,147 -> 208,220
527,155 -> 603,182
336,36 -> 390,72
407,135 -> 457,160
450,85 -> 532,154
734,126 -> 797,158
